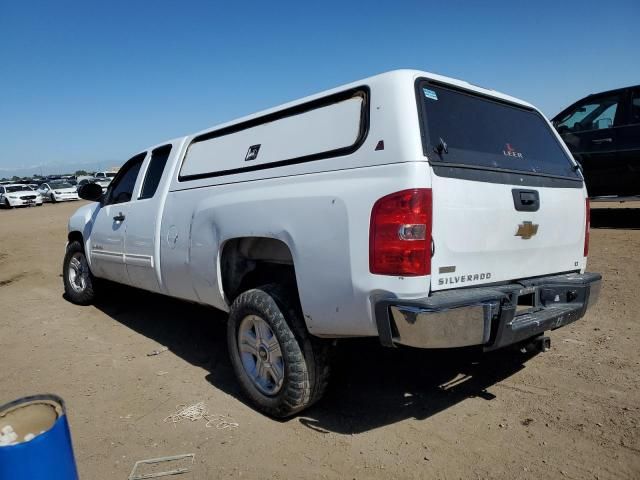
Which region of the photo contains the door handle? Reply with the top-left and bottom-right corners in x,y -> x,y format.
113,212 -> 126,222
512,189 -> 540,212
519,192 -> 537,205
591,138 -> 612,144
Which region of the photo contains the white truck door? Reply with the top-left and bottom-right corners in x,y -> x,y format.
122,144 -> 173,293
89,154 -> 145,285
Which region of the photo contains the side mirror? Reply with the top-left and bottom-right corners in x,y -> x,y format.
596,118 -> 612,129
78,182 -> 103,202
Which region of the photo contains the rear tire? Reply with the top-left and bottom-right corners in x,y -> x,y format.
227,284 -> 331,418
63,240 -> 97,305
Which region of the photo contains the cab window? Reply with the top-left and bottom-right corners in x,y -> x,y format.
139,145 -> 172,200
107,154 -> 145,205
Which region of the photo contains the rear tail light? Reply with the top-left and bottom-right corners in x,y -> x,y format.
584,198 -> 590,257
369,188 -> 432,276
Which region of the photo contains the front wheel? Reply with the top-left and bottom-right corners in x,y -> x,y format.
63,240 -> 97,305
227,284 -> 331,418
51,194 -> 57,203
3,199 -> 12,209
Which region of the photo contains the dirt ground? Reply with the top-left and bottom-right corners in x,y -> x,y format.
0,200 -> 638,479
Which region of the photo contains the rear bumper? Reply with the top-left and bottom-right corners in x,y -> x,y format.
374,272 -> 601,350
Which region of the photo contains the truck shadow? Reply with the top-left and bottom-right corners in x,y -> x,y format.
590,208 -> 640,229
92,284 -> 535,434
298,343 -> 529,434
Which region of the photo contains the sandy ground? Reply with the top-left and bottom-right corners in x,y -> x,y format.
0,200 -> 638,479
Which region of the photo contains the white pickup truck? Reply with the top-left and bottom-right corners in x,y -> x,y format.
65,69 -> 601,417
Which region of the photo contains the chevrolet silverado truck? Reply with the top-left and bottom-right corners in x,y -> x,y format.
64,70 -> 601,417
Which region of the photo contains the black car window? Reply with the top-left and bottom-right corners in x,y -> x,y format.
107,154 -> 145,205
139,145 -> 172,200
556,94 -> 622,132
631,90 -> 640,124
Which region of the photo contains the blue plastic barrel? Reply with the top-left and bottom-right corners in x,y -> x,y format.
0,394 -> 78,480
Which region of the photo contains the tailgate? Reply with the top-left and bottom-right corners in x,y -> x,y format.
430,175 -> 587,291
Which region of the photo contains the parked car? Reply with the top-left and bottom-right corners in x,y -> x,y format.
65,69 -> 601,417
92,179 -> 110,193
38,182 -> 79,203
93,172 -> 116,191
94,171 -> 117,181
552,85 -> 640,198
76,178 -> 94,191
0,184 -> 43,208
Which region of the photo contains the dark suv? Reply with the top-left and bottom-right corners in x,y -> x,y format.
552,86 -> 640,197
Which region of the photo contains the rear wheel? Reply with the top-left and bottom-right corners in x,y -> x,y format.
63,240 -> 97,305
227,284 -> 331,418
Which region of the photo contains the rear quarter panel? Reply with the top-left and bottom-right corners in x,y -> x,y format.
160,161 -> 432,337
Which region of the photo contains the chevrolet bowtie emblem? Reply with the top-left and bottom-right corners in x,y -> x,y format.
515,221 -> 539,239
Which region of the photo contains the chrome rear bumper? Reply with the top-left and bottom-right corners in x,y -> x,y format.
375,272 -> 601,350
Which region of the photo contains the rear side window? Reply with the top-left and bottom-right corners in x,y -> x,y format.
179,88 -> 368,181
140,144 -> 172,199
631,89 -> 640,124
417,81 -> 580,179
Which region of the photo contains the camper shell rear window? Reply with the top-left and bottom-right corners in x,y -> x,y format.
416,80 -> 581,180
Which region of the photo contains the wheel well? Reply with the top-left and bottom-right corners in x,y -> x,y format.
68,231 -> 83,246
221,237 -> 297,304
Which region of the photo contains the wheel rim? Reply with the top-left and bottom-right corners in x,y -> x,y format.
237,314 -> 285,396
67,252 -> 89,293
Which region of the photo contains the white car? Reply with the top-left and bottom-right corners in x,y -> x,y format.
0,184 -> 43,208
93,179 -> 110,193
38,182 -> 79,203
94,171 -> 117,181
93,172 -> 116,192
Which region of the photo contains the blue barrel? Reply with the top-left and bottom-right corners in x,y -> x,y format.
0,394 -> 78,480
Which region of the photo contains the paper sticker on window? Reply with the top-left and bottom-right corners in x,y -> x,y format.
423,88 -> 438,101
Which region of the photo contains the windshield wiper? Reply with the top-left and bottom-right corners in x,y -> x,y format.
433,137 -> 449,155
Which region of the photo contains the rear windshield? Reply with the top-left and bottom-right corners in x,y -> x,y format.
417,82 -> 580,179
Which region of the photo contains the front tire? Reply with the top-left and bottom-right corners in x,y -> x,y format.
227,284 -> 331,418
63,240 -> 97,305
51,194 -> 57,203
4,199 -> 12,209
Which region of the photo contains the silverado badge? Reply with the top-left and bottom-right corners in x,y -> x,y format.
515,221 -> 539,239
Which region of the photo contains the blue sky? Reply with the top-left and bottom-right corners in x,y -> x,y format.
0,0 -> 637,175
